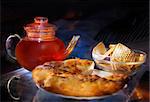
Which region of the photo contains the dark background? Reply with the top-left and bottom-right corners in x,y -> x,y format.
1,0 -> 148,33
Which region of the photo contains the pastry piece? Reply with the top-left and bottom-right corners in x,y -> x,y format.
32,59 -> 124,97
111,43 -> 132,62
92,69 -> 128,81
92,42 -> 115,60
93,42 -> 107,55
64,58 -> 95,74
109,44 -> 116,49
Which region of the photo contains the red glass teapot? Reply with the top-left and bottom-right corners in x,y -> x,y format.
6,17 -> 80,71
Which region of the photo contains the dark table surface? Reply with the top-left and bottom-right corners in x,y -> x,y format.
1,61 -> 149,102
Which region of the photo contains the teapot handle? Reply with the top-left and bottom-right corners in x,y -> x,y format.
5,34 -> 21,60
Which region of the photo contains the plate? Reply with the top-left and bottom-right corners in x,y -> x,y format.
36,84 -> 127,100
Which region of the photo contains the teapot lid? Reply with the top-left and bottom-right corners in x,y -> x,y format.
24,17 -> 57,38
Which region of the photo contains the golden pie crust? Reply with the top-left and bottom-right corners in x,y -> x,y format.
32,59 -> 125,97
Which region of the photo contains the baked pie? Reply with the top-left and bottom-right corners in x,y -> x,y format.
32,59 -> 125,97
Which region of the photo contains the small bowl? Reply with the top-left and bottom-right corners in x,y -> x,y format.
92,50 -> 146,74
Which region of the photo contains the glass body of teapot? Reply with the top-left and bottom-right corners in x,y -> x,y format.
6,17 -> 80,71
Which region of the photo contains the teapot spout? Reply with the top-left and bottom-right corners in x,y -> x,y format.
65,35 -> 80,57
